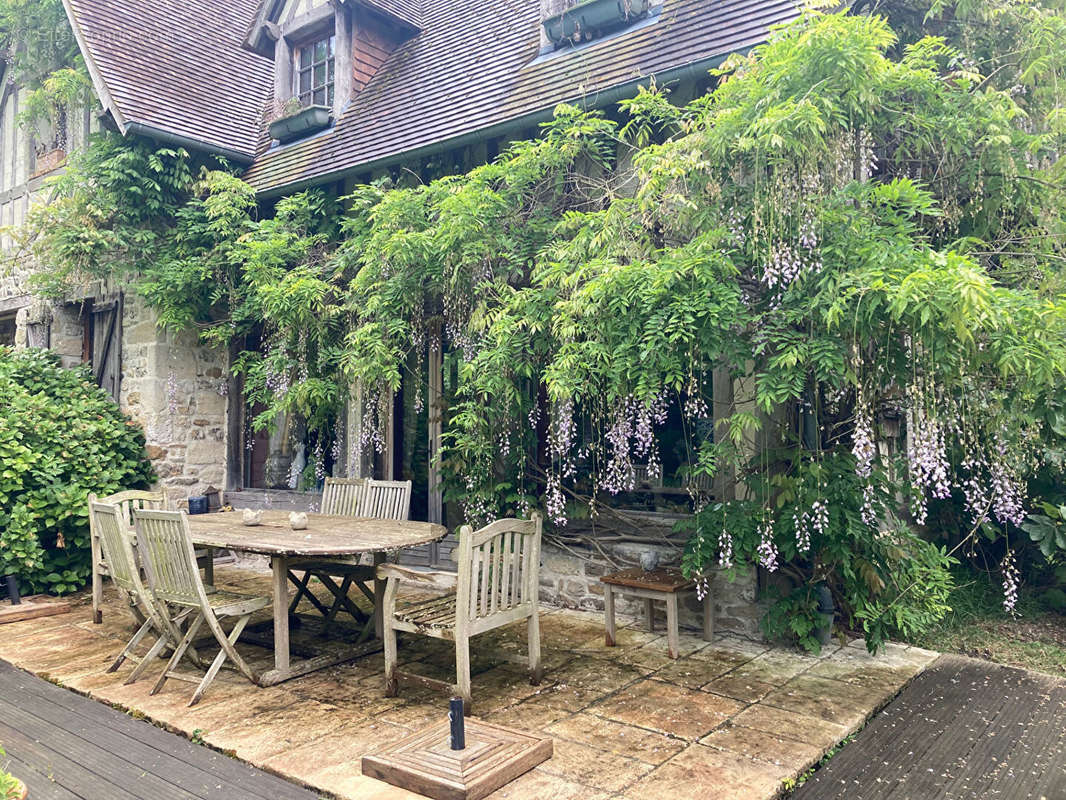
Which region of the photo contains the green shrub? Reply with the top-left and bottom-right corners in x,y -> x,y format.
0,346 -> 153,594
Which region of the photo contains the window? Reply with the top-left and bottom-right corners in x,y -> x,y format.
295,35 -> 336,107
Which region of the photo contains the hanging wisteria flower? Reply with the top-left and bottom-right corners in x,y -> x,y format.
757,517 -> 778,572
718,529 -> 734,570
545,474 -> 567,527
990,435 -> 1027,527
852,391 -> 875,479
1001,549 -> 1020,616
793,510 -> 811,554
861,484 -> 878,528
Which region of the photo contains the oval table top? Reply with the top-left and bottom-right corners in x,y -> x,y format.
185,511 -> 447,557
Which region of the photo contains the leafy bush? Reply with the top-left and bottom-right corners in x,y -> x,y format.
0,346 -> 153,593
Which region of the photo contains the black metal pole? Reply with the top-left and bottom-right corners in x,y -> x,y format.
4,574 -> 21,605
449,696 -> 465,750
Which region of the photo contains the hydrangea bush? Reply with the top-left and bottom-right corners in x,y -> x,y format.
0,347 -> 154,594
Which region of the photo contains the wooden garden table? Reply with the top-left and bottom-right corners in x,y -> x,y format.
186,511 -> 446,686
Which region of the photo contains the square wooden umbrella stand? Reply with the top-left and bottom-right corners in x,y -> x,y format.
362,704 -> 552,800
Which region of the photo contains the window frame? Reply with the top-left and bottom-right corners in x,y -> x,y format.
294,34 -> 336,108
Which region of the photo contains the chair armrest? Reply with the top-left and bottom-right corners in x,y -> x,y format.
376,563 -> 458,591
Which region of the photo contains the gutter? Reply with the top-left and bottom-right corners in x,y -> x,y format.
254,50 -> 737,198
124,123 -> 256,166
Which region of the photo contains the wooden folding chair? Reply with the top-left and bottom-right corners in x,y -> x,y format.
288,479 -> 412,632
88,501 -> 197,684
133,509 -> 270,706
90,488 -> 214,624
378,513 -> 543,710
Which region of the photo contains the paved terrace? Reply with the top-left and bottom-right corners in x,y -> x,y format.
0,567 -> 937,799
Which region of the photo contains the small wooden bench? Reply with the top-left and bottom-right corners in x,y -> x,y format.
600,567 -> 713,658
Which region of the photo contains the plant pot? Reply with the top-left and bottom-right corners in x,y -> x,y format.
268,105 -> 332,144
7,778 -> 27,800
32,147 -> 66,177
543,0 -> 651,47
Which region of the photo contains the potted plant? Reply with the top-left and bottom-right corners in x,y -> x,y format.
542,0 -> 651,47
268,97 -> 332,144
1,748 -> 27,800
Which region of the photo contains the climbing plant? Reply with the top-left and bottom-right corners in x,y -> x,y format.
20,3 -> 1066,649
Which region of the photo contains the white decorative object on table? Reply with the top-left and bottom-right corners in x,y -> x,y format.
289,511 -> 308,530
241,508 -> 263,526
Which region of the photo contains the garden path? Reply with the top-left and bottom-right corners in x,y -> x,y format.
793,654 -> 1066,799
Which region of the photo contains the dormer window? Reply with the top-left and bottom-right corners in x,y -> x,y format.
296,35 -> 335,107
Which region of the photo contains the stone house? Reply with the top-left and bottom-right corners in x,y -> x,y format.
1,0 -> 801,635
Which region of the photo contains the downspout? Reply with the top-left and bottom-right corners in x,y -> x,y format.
124,122 -> 255,166
256,50 -> 738,198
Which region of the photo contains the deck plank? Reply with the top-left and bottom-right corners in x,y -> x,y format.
794,654 -> 1066,800
0,660 -> 319,800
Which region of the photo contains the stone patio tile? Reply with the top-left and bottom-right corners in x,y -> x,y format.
545,711 -> 686,765
482,698 -> 576,733
484,766 -> 611,800
702,633 -> 772,659
731,703 -> 849,749
639,632 -> 713,659
589,679 -> 744,740
533,657 -> 647,710
261,719 -> 411,779
726,649 -> 820,686
702,673 -> 777,704
538,737 -> 656,793
302,771 -> 428,800
804,657 -> 915,691
761,673 -> 886,729
653,651 -> 745,690
536,613 -> 612,651
204,698 -> 354,765
622,742 -> 790,800
573,624 -> 663,652
700,722 -> 824,770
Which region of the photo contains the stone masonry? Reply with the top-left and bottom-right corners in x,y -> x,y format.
539,538 -> 763,639
119,294 -> 230,502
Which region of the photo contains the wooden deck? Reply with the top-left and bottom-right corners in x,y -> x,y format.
794,654 -> 1066,799
0,660 -> 319,800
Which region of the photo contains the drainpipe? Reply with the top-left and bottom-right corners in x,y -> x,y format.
124,122 -> 255,166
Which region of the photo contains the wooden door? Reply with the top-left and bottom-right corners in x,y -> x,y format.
90,295 -> 122,403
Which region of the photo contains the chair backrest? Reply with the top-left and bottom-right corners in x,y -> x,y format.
89,500 -> 144,597
99,489 -> 168,528
133,509 -> 206,607
363,479 -> 412,521
321,477 -> 367,517
456,514 -> 542,630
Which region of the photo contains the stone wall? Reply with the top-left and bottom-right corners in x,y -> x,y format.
539,528 -> 764,639
120,295 -> 230,502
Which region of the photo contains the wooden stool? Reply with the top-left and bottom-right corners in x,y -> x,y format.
600,567 -> 713,658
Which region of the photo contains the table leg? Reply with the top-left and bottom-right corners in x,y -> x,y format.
644,598 -> 655,632
272,555 -> 290,675
666,593 -> 680,659
604,585 -> 616,647
373,552 -> 386,639
202,547 -> 215,588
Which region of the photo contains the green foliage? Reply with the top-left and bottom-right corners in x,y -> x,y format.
0,347 -> 154,593
21,3 -> 1066,648
0,746 -> 20,799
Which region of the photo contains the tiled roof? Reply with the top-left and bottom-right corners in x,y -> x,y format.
243,0 -> 801,193
361,0 -> 423,29
66,0 -> 273,162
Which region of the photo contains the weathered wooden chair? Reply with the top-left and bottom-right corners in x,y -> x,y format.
88,501 -> 198,684
133,509 -> 270,706
89,489 -> 213,624
288,478 -> 411,630
378,514 -> 543,709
